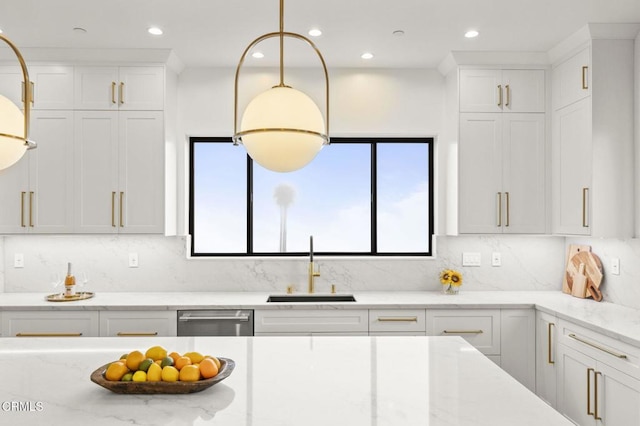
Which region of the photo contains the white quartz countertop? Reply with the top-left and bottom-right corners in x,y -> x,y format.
0,335 -> 574,426
2,290 -> 640,347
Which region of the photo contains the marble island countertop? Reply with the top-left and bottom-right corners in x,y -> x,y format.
0,335 -> 574,426
2,290 -> 640,347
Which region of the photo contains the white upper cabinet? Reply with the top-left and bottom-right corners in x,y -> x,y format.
74,66 -> 164,111
460,69 -> 545,113
31,65 -> 74,110
552,46 -> 590,110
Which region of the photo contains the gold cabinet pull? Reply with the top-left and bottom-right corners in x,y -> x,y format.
497,192 -> 502,227
594,371 -> 602,420
377,317 -> 418,322
443,329 -> 484,334
111,81 -> 116,104
111,191 -> 116,227
497,85 -> 503,106
548,322 -> 555,364
587,367 -> 594,416
569,333 -> 627,359
16,332 -> 83,337
119,82 -> 124,104
582,66 -> 589,90
505,191 -> 510,227
20,191 -> 26,227
29,191 -> 34,227
505,84 -> 510,106
116,332 -> 159,337
582,188 -> 589,227
119,191 -> 124,227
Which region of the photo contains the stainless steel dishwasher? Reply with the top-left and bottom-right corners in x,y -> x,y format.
177,310 -> 254,336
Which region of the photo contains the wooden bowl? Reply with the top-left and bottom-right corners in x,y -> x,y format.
90,357 -> 235,394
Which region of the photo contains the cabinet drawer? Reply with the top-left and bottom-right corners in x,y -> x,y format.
99,311 -> 177,337
3,311 -> 99,337
427,309 -> 501,355
369,309 -> 426,333
254,310 -> 368,334
558,319 -> 640,380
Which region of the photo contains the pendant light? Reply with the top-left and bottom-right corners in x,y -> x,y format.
0,34 -> 36,171
232,0 -> 329,173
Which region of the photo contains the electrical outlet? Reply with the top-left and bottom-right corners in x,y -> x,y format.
14,253 -> 24,268
491,252 -> 501,267
128,253 -> 139,268
611,258 -> 620,275
462,252 -> 481,267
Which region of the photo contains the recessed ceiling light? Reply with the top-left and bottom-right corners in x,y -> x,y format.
361,52 -> 374,60
148,27 -> 163,36
465,30 -> 479,38
252,51 -> 264,59
308,28 -> 322,37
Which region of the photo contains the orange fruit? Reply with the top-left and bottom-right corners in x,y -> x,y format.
125,350 -> 146,371
205,355 -> 221,371
174,356 -> 192,371
199,358 -> 219,379
168,351 -> 181,364
179,364 -> 201,382
161,366 -> 179,382
105,361 -> 129,381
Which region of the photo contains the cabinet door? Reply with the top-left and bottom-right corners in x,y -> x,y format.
0,153 -> 29,233
552,97 -> 592,235
118,67 -> 164,111
2,311 -> 99,337
118,111 -> 164,233
536,311 -> 558,408
29,111 -> 75,233
500,309 -> 535,391
74,111 -> 119,233
31,65 -> 74,110
459,113 -> 503,233
502,113 -> 545,233
597,361 -> 640,426
553,46 -> 591,110
74,66 -> 119,110
459,69 -> 503,113
557,344 -> 595,426
99,311 -> 177,337
502,69 -> 545,113
426,309 -> 501,355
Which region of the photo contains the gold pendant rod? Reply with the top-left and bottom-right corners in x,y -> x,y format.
279,0 -> 285,87
0,34 -> 32,146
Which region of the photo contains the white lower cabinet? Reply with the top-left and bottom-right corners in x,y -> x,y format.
500,309 -> 536,391
2,311 -> 99,337
99,310 -> 177,337
254,309 -> 369,336
557,320 -> 640,426
536,310 -> 558,408
426,309 -> 501,355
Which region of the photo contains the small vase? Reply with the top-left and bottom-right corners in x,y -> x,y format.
442,284 -> 459,295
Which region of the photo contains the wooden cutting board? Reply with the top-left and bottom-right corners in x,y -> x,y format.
562,244 -> 591,294
566,251 -> 604,301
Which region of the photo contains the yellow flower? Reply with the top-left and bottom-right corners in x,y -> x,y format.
440,269 -> 452,285
450,270 -> 463,287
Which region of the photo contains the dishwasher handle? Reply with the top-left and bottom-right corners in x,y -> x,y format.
178,314 -> 251,322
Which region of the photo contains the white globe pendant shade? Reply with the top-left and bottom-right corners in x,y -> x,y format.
240,86 -> 326,172
0,94 -> 27,171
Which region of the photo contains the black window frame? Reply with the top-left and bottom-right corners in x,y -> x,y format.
189,136 -> 434,257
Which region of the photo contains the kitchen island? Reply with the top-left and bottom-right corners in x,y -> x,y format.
0,335 -> 573,426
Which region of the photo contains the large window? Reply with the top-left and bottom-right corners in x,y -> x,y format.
189,137 -> 434,256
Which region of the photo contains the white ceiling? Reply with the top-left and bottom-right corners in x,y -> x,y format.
1,0 -> 640,69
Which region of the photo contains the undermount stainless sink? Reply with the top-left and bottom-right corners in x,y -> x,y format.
266,294 -> 357,303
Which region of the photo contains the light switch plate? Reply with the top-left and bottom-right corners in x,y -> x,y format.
128,253 -> 139,268
14,253 -> 24,268
491,252 -> 501,267
611,258 -> 620,275
462,252 -> 481,267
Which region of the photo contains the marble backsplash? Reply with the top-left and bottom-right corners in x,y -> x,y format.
1,234 -> 568,295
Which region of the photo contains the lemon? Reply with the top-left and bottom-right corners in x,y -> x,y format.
184,351 -> 204,364
147,363 -> 162,382
161,366 -> 179,382
132,371 -> 147,382
179,364 -> 201,382
138,358 -> 154,372
145,345 -> 168,361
